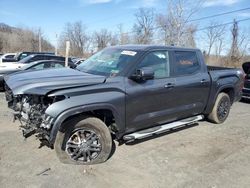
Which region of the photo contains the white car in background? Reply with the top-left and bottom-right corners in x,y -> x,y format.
0,53 -> 16,63
0,62 -> 25,69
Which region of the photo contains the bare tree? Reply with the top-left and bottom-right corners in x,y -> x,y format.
185,25 -> 197,48
132,8 -> 155,44
229,20 -> 240,60
156,0 -> 203,46
203,22 -> 226,56
224,20 -> 250,67
0,23 -> 53,53
117,24 -> 130,45
59,21 -> 89,57
0,34 -> 4,52
93,29 -> 113,51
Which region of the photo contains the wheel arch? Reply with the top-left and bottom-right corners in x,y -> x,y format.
217,85 -> 235,105
204,84 -> 235,114
49,103 -> 124,145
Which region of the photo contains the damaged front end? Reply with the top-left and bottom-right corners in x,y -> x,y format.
5,85 -> 65,147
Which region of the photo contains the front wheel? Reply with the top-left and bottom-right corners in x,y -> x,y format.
54,116 -> 112,165
207,92 -> 231,124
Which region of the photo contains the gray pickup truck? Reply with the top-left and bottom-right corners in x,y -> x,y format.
4,45 -> 244,165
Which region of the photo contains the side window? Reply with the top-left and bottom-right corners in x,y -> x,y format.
5,55 -> 14,58
31,55 -> 44,62
29,63 -> 45,70
174,51 -> 200,76
137,51 -> 170,79
51,62 -> 64,68
20,53 -> 29,60
50,56 -> 64,61
58,56 -> 65,61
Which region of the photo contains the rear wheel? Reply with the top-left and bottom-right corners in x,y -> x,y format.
54,116 -> 112,165
207,92 -> 231,124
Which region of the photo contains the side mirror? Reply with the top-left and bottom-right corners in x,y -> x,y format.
130,67 -> 154,81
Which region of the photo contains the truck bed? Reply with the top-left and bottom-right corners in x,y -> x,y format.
207,66 -> 234,71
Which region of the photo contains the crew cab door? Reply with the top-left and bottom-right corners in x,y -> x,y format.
125,50 -> 210,132
125,50 -> 177,131
171,50 -> 210,118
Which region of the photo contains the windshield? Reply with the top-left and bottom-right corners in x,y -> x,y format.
77,48 -> 138,76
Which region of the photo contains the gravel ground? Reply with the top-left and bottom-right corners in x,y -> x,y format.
0,92 -> 249,188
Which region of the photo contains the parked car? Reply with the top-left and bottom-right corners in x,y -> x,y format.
0,53 -> 16,63
242,62 -> 250,100
2,51 -> 55,62
0,60 -> 76,91
0,54 -> 74,69
17,54 -> 73,64
4,45 -> 244,165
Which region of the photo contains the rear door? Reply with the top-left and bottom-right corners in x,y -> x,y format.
171,50 -> 210,118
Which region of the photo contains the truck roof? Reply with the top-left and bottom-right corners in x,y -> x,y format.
109,44 -> 200,51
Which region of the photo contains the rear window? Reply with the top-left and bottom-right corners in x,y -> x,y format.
29,55 -> 46,62
174,51 -> 200,76
5,55 -> 14,59
48,56 -> 65,61
19,53 -> 30,60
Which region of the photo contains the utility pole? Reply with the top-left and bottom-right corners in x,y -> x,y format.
65,41 -> 70,67
230,19 -> 239,57
38,28 -> 42,52
55,33 -> 58,56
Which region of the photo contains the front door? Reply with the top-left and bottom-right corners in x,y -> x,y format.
125,50 -> 177,132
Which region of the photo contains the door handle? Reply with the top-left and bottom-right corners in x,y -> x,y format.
200,79 -> 206,84
164,83 -> 175,88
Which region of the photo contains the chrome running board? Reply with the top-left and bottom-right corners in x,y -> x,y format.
123,115 -> 203,141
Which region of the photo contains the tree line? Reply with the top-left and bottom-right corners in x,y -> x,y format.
58,0 -> 249,67
0,23 -> 54,53
0,0 -> 249,67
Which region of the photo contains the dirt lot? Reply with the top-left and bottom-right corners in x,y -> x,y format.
0,93 -> 249,188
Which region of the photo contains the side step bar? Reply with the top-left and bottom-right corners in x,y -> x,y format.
123,115 -> 203,142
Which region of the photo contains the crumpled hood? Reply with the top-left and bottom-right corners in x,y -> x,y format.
4,68 -> 106,95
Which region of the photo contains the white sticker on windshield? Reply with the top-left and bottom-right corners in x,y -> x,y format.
121,50 -> 137,56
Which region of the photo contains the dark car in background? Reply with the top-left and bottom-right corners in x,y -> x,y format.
242,62 -> 250,100
0,60 -> 76,91
17,54 -> 73,65
2,51 -> 55,62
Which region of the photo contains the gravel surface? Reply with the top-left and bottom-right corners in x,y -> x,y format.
0,92 -> 249,188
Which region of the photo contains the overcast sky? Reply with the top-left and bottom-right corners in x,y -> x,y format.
0,0 -> 250,48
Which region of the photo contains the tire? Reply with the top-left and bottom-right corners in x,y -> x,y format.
54,116 -> 112,165
207,92 -> 231,124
